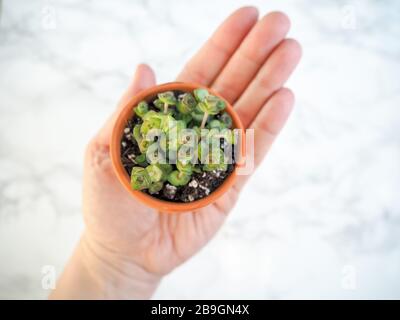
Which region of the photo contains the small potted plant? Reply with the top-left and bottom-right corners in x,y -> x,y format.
111,82 -> 244,212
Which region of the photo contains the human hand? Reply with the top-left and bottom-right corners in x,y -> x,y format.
51,7 -> 301,299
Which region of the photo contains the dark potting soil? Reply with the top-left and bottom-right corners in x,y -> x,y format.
120,91 -> 235,203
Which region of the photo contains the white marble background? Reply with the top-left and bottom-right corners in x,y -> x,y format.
0,0 -> 399,299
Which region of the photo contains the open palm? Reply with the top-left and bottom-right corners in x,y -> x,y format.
83,7 -> 301,279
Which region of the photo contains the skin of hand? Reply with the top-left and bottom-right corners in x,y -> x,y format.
50,7 -> 301,299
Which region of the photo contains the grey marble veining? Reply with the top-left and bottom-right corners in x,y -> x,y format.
0,0 -> 399,299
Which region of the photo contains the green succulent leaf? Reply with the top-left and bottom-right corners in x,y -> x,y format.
146,120 -> 161,133
145,143 -> 165,164
159,133 -> 178,153
160,114 -> 177,132
176,120 -> 186,131
175,112 -> 192,125
192,165 -> 202,173
158,91 -> 177,106
208,119 -> 225,130
177,147 -> 196,167
178,129 -> 196,147
197,139 -> 209,163
193,88 -> 209,102
216,99 -> 226,112
206,128 -> 220,141
220,111 -> 232,128
194,103 -> 204,113
168,170 -> 191,186
144,128 -> 162,141
166,148 -> 177,164
177,93 -> 196,114
158,163 -> 173,178
198,95 -> 222,115
135,101 -> 149,118
191,110 -> 204,123
135,153 -> 146,163
191,126 -> 201,140
203,162 -> 228,172
141,112 -> 162,135
148,181 -> 164,194
146,164 -> 164,182
153,98 -> 164,110
176,160 -> 193,175
219,128 -> 235,144
204,147 -> 226,165
158,91 -> 177,113
133,124 -> 142,144
131,167 -> 152,190
197,101 -> 209,114
138,139 -> 151,153
135,153 -> 146,164
142,110 -> 161,121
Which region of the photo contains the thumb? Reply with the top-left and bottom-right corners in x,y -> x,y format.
95,64 -> 156,146
117,64 -> 156,111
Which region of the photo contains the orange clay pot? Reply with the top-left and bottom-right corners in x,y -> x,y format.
110,82 -> 245,213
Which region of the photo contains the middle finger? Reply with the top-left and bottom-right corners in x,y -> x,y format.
211,12 -> 290,104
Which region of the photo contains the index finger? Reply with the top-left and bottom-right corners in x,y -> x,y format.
176,6 -> 259,85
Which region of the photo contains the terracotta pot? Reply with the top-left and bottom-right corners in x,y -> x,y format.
110,82 -> 245,213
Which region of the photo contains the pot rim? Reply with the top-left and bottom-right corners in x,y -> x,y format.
110,82 -> 245,213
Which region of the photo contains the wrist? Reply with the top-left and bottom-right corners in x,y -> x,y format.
79,232 -> 161,299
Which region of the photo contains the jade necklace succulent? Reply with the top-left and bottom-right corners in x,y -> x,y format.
120,89 -> 236,203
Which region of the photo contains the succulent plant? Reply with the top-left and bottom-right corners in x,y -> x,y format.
135,101 -> 149,118
148,181 -> 164,194
202,148 -> 228,172
168,170 -> 191,186
133,124 -> 142,143
135,153 -> 147,166
177,93 -> 196,114
197,94 -> 226,128
219,111 -> 233,128
130,167 -> 152,190
146,164 -> 164,182
157,91 -> 177,114
127,89 -> 236,197
208,119 -> 225,130
193,88 -> 209,102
